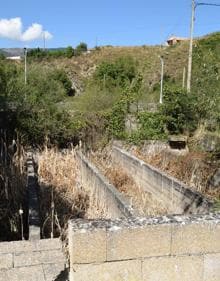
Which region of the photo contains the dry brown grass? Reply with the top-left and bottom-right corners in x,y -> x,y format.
37,146 -> 110,239
135,149 -> 219,201
0,136 -> 26,241
91,149 -> 168,217
38,147 -> 89,238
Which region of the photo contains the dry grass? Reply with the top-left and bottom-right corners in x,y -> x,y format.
135,149 -> 219,201
91,149 -> 168,217
0,136 -> 26,241
38,147 -> 89,238
37,146 -> 110,239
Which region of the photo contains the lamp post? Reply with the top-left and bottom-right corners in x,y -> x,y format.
159,56 -> 164,104
24,48 -> 27,85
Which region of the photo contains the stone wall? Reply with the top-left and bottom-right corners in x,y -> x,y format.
0,238 -> 66,281
111,146 -> 212,214
77,151 -> 134,218
68,213 -> 220,281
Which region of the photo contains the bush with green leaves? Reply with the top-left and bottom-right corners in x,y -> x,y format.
94,56 -> 137,88
137,112 -> 166,140
51,69 -> 73,96
192,32 -> 220,130
160,86 -> 199,134
106,100 -> 127,139
75,42 -> 88,56
65,46 -> 74,58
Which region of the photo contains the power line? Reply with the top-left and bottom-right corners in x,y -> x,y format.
195,2 -> 220,7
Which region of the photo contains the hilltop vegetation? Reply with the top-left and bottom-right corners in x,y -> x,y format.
0,32 -> 219,147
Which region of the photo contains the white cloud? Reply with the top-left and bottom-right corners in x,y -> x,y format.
0,17 -> 53,42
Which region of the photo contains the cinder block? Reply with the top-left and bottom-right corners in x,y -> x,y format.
36,238 -> 62,251
43,263 -> 66,281
70,260 -> 142,281
171,222 -> 220,255
142,255 -> 203,281
12,241 -> 35,253
0,253 -> 13,269
0,242 -> 15,254
14,249 -> 65,267
69,228 -> 106,264
204,253 -> 220,281
107,224 -> 171,261
0,265 -> 45,281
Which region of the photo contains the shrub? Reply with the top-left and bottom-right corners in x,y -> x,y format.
160,86 -> 199,134
75,42 -> 88,56
137,112 -> 166,140
94,56 -> 137,88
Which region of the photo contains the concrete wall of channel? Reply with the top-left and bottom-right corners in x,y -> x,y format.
69,213 -> 220,281
111,146 -> 212,214
76,151 -> 134,218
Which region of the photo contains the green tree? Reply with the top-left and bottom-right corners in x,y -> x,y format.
66,46 -> 74,58
95,56 -> 137,88
75,42 -> 88,56
51,69 -> 73,96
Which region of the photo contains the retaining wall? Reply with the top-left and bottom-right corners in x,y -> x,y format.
69,213 -> 220,281
77,152 -> 134,218
0,238 -> 66,281
111,146 -> 212,214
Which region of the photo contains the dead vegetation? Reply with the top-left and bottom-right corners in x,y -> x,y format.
0,134 -> 26,241
38,147 -> 89,238
90,149 -> 168,217
134,149 -> 219,201
37,146 -> 110,239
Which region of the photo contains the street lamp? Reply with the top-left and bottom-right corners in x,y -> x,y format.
159,56 -> 164,104
24,48 -> 27,85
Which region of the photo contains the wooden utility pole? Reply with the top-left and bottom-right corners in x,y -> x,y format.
187,0 -> 195,93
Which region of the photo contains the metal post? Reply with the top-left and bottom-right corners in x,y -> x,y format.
187,0 -> 195,93
159,56 -> 164,104
24,48 -> 27,85
19,207 -> 24,240
43,31 -> 46,51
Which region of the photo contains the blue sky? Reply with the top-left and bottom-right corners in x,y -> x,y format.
0,0 -> 220,48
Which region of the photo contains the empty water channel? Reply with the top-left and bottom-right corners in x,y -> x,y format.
0,138 -> 212,242
36,144 -> 212,239
89,146 -> 212,217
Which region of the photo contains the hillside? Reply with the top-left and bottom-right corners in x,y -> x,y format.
0,31 -> 219,146
33,33 -> 220,106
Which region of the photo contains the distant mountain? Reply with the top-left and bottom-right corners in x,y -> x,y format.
0,48 -> 67,57
0,48 -> 24,57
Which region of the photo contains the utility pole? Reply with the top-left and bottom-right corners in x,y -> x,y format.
159,56 -> 164,104
43,31 -> 46,51
186,0 -> 195,93
24,48 -> 27,85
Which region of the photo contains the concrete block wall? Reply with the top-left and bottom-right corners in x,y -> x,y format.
0,239 -> 66,281
77,151 -> 134,218
69,213 -> 220,281
111,146 -> 212,214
